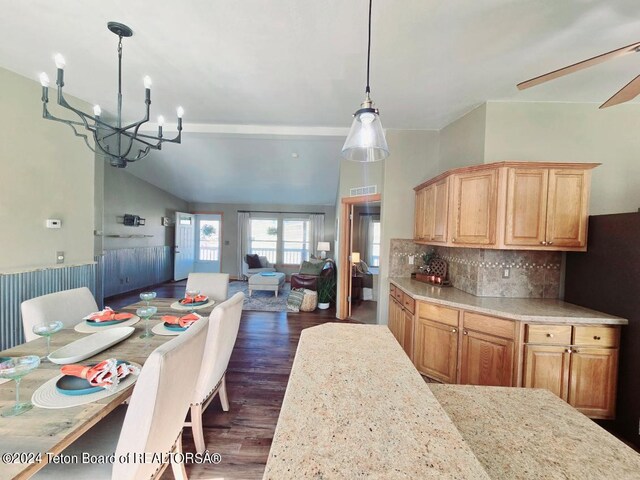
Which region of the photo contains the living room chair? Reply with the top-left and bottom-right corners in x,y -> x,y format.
21,287 -> 99,342
290,259 -> 336,291
187,292 -> 244,453
33,314 -> 209,480
242,255 -> 276,278
186,273 -> 230,302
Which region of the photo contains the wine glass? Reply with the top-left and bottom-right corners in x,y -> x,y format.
32,321 -> 64,362
140,291 -> 157,306
185,289 -> 200,313
136,306 -> 157,339
0,356 -> 41,417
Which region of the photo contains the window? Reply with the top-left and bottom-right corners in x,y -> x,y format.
249,218 -> 278,264
283,219 -> 310,265
198,219 -> 220,261
369,221 -> 381,267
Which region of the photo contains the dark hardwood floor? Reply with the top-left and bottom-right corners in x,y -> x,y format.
106,281 -> 345,480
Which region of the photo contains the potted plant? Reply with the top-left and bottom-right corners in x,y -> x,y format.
317,275 -> 336,310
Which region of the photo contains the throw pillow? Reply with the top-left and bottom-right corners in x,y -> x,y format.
245,254 -> 262,269
259,256 -> 269,267
286,288 -> 305,312
299,260 -> 323,276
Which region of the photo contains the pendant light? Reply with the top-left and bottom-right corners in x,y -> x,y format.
341,0 -> 389,162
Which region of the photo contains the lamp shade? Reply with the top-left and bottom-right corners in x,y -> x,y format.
341,108 -> 389,162
317,242 -> 331,252
351,252 -> 361,264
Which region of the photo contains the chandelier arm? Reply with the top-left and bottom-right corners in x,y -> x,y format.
43,107 -> 97,153
92,131 -> 121,158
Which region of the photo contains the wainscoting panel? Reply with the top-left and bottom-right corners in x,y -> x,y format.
103,246 -> 173,298
0,263 -> 97,350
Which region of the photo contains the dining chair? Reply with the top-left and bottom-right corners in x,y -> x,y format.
185,272 -> 230,302
33,315 -> 209,480
187,291 -> 244,453
21,287 -> 99,342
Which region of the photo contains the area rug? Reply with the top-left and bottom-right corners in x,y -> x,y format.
228,281 -> 291,312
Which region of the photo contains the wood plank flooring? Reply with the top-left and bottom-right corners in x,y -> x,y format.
106,281 -> 346,480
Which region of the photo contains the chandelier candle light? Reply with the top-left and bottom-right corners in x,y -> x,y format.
39,22 -> 183,168
341,0 -> 389,162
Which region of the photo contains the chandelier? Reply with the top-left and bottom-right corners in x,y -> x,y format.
39,22 -> 183,168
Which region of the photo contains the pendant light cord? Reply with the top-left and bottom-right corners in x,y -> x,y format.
366,0 -> 372,94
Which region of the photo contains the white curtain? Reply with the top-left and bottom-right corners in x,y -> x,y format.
309,214 -> 325,258
237,212 -> 251,279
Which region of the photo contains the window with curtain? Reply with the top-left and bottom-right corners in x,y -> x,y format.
249,218 -> 278,263
283,219 -> 310,264
369,220 -> 381,267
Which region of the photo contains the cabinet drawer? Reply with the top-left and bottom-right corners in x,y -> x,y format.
573,326 -> 619,348
417,302 -> 459,327
403,295 -> 415,314
390,284 -> 396,296
394,288 -> 403,302
463,312 -> 515,340
526,325 -> 572,345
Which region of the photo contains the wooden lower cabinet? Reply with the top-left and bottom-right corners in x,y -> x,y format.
524,345 -> 571,400
387,295 -> 413,360
460,329 -> 514,387
568,347 -> 618,419
415,317 -> 458,383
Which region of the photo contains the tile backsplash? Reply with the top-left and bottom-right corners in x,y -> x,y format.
389,239 -> 562,299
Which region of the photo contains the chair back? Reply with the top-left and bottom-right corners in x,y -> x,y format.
186,273 -> 230,302
21,287 -> 99,342
113,315 -> 209,480
193,292 -> 244,404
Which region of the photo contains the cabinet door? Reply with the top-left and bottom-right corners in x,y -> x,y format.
431,178 -> 449,243
402,308 -> 414,360
504,168 -> 549,246
568,347 -> 618,419
523,345 -> 571,400
414,189 -> 425,240
460,329 -> 514,386
451,170 -> 498,245
388,295 -> 397,339
546,169 -> 589,247
414,317 -> 458,383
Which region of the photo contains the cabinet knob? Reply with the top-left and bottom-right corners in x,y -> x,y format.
547,241 -> 553,245
452,328 -> 457,333
452,238 -> 456,243
573,349 -> 579,354
565,348 -> 572,353
546,333 -> 554,338
540,241 -> 547,245
593,336 -> 601,340
463,330 -> 468,335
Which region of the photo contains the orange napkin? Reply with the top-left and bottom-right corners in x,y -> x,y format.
61,358 -> 139,389
179,295 -> 208,305
86,307 -> 134,322
161,313 -> 201,328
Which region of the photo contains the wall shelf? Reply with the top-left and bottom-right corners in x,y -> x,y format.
106,234 -> 154,238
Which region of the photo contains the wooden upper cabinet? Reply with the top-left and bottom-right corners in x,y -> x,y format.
451,169 -> 498,246
431,178 -> 449,243
546,169 -> 590,248
504,168 -> 549,247
414,185 -> 435,241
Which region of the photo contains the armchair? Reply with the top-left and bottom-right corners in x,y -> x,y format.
242,255 -> 276,279
291,259 -> 336,291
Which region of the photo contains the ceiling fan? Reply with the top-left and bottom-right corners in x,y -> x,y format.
517,41 -> 640,108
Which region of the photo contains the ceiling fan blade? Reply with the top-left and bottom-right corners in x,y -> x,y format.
599,74 -> 640,108
517,41 -> 640,90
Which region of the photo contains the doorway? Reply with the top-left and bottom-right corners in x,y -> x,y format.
337,193 -> 381,322
174,212 -> 223,280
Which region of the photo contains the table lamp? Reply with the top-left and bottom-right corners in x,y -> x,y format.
317,242 -> 330,259
351,252 -> 360,274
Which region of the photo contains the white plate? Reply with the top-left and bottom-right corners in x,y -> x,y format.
74,315 -> 140,334
151,323 -> 182,336
170,299 -> 215,311
48,327 -> 135,365
32,362 -> 141,409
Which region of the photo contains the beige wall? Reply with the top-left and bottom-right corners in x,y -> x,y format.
102,168 -> 189,250
189,202 -> 336,278
0,67 -> 96,270
484,101 -> 640,215
439,103 -> 486,173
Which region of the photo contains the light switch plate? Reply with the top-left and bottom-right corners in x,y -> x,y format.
56,251 -> 64,264
502,268 -> 510,278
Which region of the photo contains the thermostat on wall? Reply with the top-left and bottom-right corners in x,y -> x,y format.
46,219 -> 62,229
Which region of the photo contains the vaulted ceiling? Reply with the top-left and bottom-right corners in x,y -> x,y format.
2,0 -> 639,203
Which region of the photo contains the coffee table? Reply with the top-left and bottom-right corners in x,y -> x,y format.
248,272 -> 285,297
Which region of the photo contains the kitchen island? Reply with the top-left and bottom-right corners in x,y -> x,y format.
263,323 -> 640,479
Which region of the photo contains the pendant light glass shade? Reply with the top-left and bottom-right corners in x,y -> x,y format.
342,105 -> 389,162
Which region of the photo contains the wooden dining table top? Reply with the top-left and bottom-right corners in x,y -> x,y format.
0,298 -> 216,480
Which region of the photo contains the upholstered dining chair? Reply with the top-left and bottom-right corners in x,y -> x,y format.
21,287 -> 99,342
185,272 -> 230,302
33,315 -> 209,480
187,291 -> 244,453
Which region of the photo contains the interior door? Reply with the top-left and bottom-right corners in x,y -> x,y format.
194,214 -> 222,273
174,212 -> 196,281
348,204 -> 354,318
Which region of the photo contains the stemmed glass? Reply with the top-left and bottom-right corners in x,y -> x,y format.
136,306 -> 157,339
32,321 -> 64,362
140,291 -> 157,306
185,289 -> 200,313
0,356 -> 41,417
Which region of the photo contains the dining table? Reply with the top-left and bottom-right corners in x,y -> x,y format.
0,297 -> 216,480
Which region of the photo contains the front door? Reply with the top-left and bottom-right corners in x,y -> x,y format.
174,212 -> 196,281
194,214 -> 222,273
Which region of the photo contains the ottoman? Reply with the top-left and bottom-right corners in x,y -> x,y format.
248,272 -> 285,297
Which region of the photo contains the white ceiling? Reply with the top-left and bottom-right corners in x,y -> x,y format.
2,0 -> 640,203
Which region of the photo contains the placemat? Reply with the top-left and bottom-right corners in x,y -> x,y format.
170,299 -> 215,311
151,323 -> 182,336
74,315 -> 140,333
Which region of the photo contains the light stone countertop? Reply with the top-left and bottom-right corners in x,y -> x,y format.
430,385 -> 640,479
263,323 -> 491,479
390,277 -> 627,325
